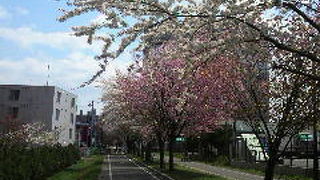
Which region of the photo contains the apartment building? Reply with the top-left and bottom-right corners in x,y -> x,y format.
75,109 -> 101,147
0,85 -> 77,145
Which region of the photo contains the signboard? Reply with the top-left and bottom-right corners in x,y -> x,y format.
298,133 -> 313,141
175,137 -> 186,142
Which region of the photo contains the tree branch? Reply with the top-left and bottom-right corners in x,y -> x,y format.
283,1 -> 320,33
273,64 -> 320,82
227,16 -> 320,64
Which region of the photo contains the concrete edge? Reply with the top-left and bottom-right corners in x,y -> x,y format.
127,155 -> 175,180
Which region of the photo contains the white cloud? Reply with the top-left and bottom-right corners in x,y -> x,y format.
0,25 -> 133,113
0,52 -> 131,87
0,27 -> 103,52
0,5 -> 11,19
0,52 -> 131,114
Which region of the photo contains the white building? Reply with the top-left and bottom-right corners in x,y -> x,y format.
0,85 -> 77,145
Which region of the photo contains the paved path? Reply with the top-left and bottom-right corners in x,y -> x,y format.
283,158 -> 320,169
177,160 -> 264,180
99,154 -> 269,180
99,155 -> 160,180
159,155 -> 266,180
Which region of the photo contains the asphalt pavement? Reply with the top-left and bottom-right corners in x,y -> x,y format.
99,154 -> 161,180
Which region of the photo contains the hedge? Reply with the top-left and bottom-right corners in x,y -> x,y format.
0,140 -> 80,180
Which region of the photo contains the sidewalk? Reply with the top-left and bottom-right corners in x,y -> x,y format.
158,155 -> 265,180
177,160 -> 264,180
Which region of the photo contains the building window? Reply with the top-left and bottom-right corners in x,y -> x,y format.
71,98 -> 75,108
9,90 -> 20,101
56,92 -> 61,103
69,128 -> 73,139
8,107 -> 19,119
70,113 -> 74,124
55,109 -> 60,121
54,126 -> 59,138
21,104 -> 29,108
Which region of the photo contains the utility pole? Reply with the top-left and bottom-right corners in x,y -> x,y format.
313,118 -> 318,180
312,62 -> 319,180
233,119 -> 237,160
88,101 -> 95,147
313,86 -> 319,180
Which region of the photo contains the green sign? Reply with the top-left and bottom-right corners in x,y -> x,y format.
298,134 -> 313,141
175,137 -> 186,142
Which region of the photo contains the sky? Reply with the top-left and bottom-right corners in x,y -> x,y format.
0,0 -> 134,114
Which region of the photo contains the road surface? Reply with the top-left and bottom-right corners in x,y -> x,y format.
99,155 -> 161,180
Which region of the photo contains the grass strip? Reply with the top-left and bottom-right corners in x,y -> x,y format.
47,155 -> 104,180
205,162 -> 312,180
165,164 -> 229,180
153,153 -> 312,180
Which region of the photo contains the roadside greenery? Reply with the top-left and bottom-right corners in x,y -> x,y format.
47,155 -> 104,180
166,165 -> 228,180
225,166 -> 312,180
0,140 -> 80,180
204,159 -> 312,180
150,152 -> 311,180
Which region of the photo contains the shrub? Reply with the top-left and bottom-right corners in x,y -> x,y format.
0,140 -> 80,180
212,155 -> 230,166
89,147 -> 101,155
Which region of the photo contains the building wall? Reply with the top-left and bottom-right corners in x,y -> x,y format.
0,85 -> 77,145
0,85 -> 55,131
75,110 -> 100,147
52,87 -> 77,145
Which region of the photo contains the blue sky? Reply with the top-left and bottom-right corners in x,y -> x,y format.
0,0 -> 133,114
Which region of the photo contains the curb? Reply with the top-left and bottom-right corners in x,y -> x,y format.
127,155 -> 175,180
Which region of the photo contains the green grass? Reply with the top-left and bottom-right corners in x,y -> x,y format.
47,155 -> 104,180
224,165 -> 311,180
206,162 -> 311,180
165,165 -> 229,180
153,153 -> 311,180
163,151 -> 185,159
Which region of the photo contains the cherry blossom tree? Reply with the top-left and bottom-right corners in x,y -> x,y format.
102,48 -> 244,170
224,56 -> 320,180
59,0 -> 319,84
61,1 -> 319,178
118,58 -> 193,170
0,122 -> 60,146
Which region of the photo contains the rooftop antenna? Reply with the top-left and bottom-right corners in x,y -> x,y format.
46,64 -> 50,86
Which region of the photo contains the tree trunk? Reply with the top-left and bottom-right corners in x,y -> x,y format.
145,142 -> 152,162
184,141 -> 188,160
141,142 -> 145,158
136,142 -> 140,156
139,141 -> 143,157
264,157 -> 277,180
159,139 -> 165,170
168,138 -> 175,171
